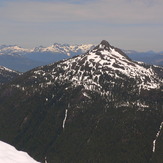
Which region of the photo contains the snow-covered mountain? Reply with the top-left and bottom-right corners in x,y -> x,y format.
31,40 -> 162,92
0,45 -> 32,56
0,140 -> 39,163
0,43 -> 94,72
33,43 -> 94,55
0,43 -> 94,56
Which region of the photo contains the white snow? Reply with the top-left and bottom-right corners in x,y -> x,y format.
0,45 -> 32,56
62,109 -> 68,129
45,157 -> 48,163
152,122 -> 163,152
83,92 -> 91,99
136,101 -> 149,108
0,140 -> 39,163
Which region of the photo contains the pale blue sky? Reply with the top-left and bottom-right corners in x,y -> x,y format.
0,0 -> 162,51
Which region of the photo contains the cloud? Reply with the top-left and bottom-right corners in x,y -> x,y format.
0,0 -> 162,51
0,0 -> 162,24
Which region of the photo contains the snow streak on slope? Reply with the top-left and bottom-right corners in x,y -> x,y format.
0,141 -> 39,163
62,109 -> 68,129
152,122 -> 163,152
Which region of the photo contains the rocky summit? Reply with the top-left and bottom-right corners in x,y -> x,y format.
0,40 -> 162,163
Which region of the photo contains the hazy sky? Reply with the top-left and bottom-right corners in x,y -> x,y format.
0,0 -> 162,51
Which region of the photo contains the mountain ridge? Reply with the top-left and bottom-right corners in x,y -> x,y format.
0,40 -> 162,163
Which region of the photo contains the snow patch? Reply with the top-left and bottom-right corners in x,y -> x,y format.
83,92 -> 91,99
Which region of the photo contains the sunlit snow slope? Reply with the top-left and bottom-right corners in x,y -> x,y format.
0,141 -> 39,163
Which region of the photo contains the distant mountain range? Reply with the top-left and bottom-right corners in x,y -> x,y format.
0,43 -> 162,72
0,44 -> 94,72
0,40 -> 162,163
123,50 -> 163,66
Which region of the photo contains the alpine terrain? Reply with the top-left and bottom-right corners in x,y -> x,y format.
0,40 -> 162,163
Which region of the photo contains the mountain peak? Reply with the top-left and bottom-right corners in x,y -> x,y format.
100,40 -> 111,48
92,40 -> 113,52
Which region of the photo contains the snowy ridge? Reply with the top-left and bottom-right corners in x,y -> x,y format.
33,43 -> 94,55
0,43 -> 94,56
0,140 -> 39,163
0,45 -> 32,56
0,65 -> 17,73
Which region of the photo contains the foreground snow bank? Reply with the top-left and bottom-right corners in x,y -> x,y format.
0,141 -> 39,163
